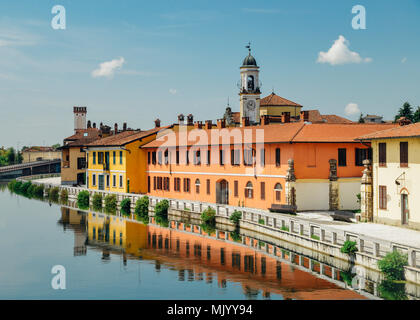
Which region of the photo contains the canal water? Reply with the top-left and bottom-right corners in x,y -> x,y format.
0,184 -> 396,300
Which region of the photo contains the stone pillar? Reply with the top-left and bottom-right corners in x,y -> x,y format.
329,159 -> 339,211
285,159 -> 297,210
361,159 -> 373,222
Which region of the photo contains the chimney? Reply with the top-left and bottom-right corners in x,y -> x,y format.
194,121 -> 203,129
187,114 -> 194,126
178,114 -> 185,125
260,115 -> 270,125
87,120 -> 91,128
93,122 -> 96,128
114,123 -> 118,135
217,119 -> 226,129
282,112 -> 291,123
241,116 -> 250,127
154,118 -> 161,128
300,111 -> 309,122
205,120 -> 213,130
123,122 -> 127,131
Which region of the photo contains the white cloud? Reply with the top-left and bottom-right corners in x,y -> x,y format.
91,57 -> 125,78
317,35 -> 371,66
345,103 -> 360,116
169,88 -> 177,94
401,57 -> 407,63
242,8 -> 282,14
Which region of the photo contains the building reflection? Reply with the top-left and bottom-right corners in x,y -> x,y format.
59,206 -> 365,300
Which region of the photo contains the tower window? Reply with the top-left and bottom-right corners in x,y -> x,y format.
247,75 -> 254,91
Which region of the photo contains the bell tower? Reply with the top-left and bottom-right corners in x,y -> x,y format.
239,43 -> 261,125
73,106 -> 87,131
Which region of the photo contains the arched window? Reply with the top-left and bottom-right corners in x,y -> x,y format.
195,179 -> 200,194
247,75 -> 254,91
245,181 -> 253,199
274,183 -> 283,202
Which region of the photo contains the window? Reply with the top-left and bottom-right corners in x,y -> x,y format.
400,142 -> 408,167
119,175 -> 123,188
98,152 -> 104,164
207,150 -> 211,165
355,148 -> 372,166
153,177 -> 157,190
195,179 -> 200,194
379,143 -> 387,167
176,150 -> 179,165
244,148 -> 254,166
106,175 -> 110,187
164,150 -> 169,165
260,148 -> 265,167
148,152 -> 151,164
112,175 -> 116,187
260,182 -> 265,200
184,178 -> 190,192
113,151 -> 116,165
152,151 -> 157,165
275,148 -> 281,167
231,149 -> 235,166
234,180 -> 238,197
245,181 -> 253,199
206,179 -> 210,195
379,186 -> 387,209
174,178 -> 181,192
194,150 -> 201,165
148,176 -> 150,192
119,151 -> 123,165
93,152 -> 96,164
165,177 -> 170,191
219,150 -> 224,165
338,148 -> 347,167
92,174 -> 96,186
186,150 -> 189,165
274,183 -> 282,202
158,151 -> 162,165
77,157 -> 86,170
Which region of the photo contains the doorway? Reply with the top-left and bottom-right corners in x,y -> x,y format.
401,194 -> 408,225
216,179 -> 229,205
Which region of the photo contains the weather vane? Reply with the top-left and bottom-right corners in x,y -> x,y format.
245,42 -> 251,54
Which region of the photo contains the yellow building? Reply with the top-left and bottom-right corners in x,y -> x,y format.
259,92 -> 303,118
22,146 -> 61,163
359,122 -> 420,230
85,125 -> 175,194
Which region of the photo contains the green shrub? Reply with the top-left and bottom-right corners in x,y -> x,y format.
200,222 -> 216,235
378,250 -> 408,281
341,240 -> 358,255
104,194 -> 117,213
378,280 -> 408,300
21,181 -> 32,195
155,215 -> 169,227
33,185 -> 44,198
8,179 -> 17,191
155,199 -> 169,217
60,189 -> 68,202
135,196 -> 149,218
49,187 -> 59,202
281,226 -> 289,232
92,194 -> 103,210
27,184 -> 37,198
120,198 -> 131,215
13,181 -> 23,193
229,210 -> 242,225
201,206 -> 216,225
258,218 -> 265,225
77,190 -> 90,209
230,228 -> 242,242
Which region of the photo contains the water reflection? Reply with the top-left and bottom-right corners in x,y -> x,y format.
57,206 -> 367,300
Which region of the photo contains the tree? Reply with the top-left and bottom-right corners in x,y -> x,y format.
6,147 -> 16,164
358,113 -> 365,123
413,106 -> 420,123
395,102 -> 413,122
52,143 -> 61,150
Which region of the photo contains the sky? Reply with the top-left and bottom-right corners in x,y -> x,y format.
0,0 -> 419,148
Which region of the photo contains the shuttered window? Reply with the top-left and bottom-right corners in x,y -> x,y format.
355,148 -> 372,166
260,148 -> 265,167
234,180 -> 238,197
379,143 -> 387,167
379,186 -> 387,209
260,182 -> 265,200
338,148 -> 347,167
275,148 -> 281,167
400,142 -> 408,167
206,179 -> 210,195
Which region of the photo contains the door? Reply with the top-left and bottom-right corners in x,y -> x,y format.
98,175 -> 105,191
216,180 -> 229,205
401,194 -> 408,225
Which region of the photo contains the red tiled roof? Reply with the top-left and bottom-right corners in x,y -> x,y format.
23,146 -> 58,152
63,128 -> 101,141
357,122 -> 420,140
87,126 -> 173,147
260,93 -> 302,107
293,123 -> 398,143
321,114 -> 353,124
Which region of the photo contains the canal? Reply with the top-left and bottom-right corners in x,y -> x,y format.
0,183 -> 412,300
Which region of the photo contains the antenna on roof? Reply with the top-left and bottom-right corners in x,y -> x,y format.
227,97 -> 230,107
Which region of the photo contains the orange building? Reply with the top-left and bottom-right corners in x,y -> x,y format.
142,120 -> 396,211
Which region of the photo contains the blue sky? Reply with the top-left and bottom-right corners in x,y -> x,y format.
0,0 -> 419,147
